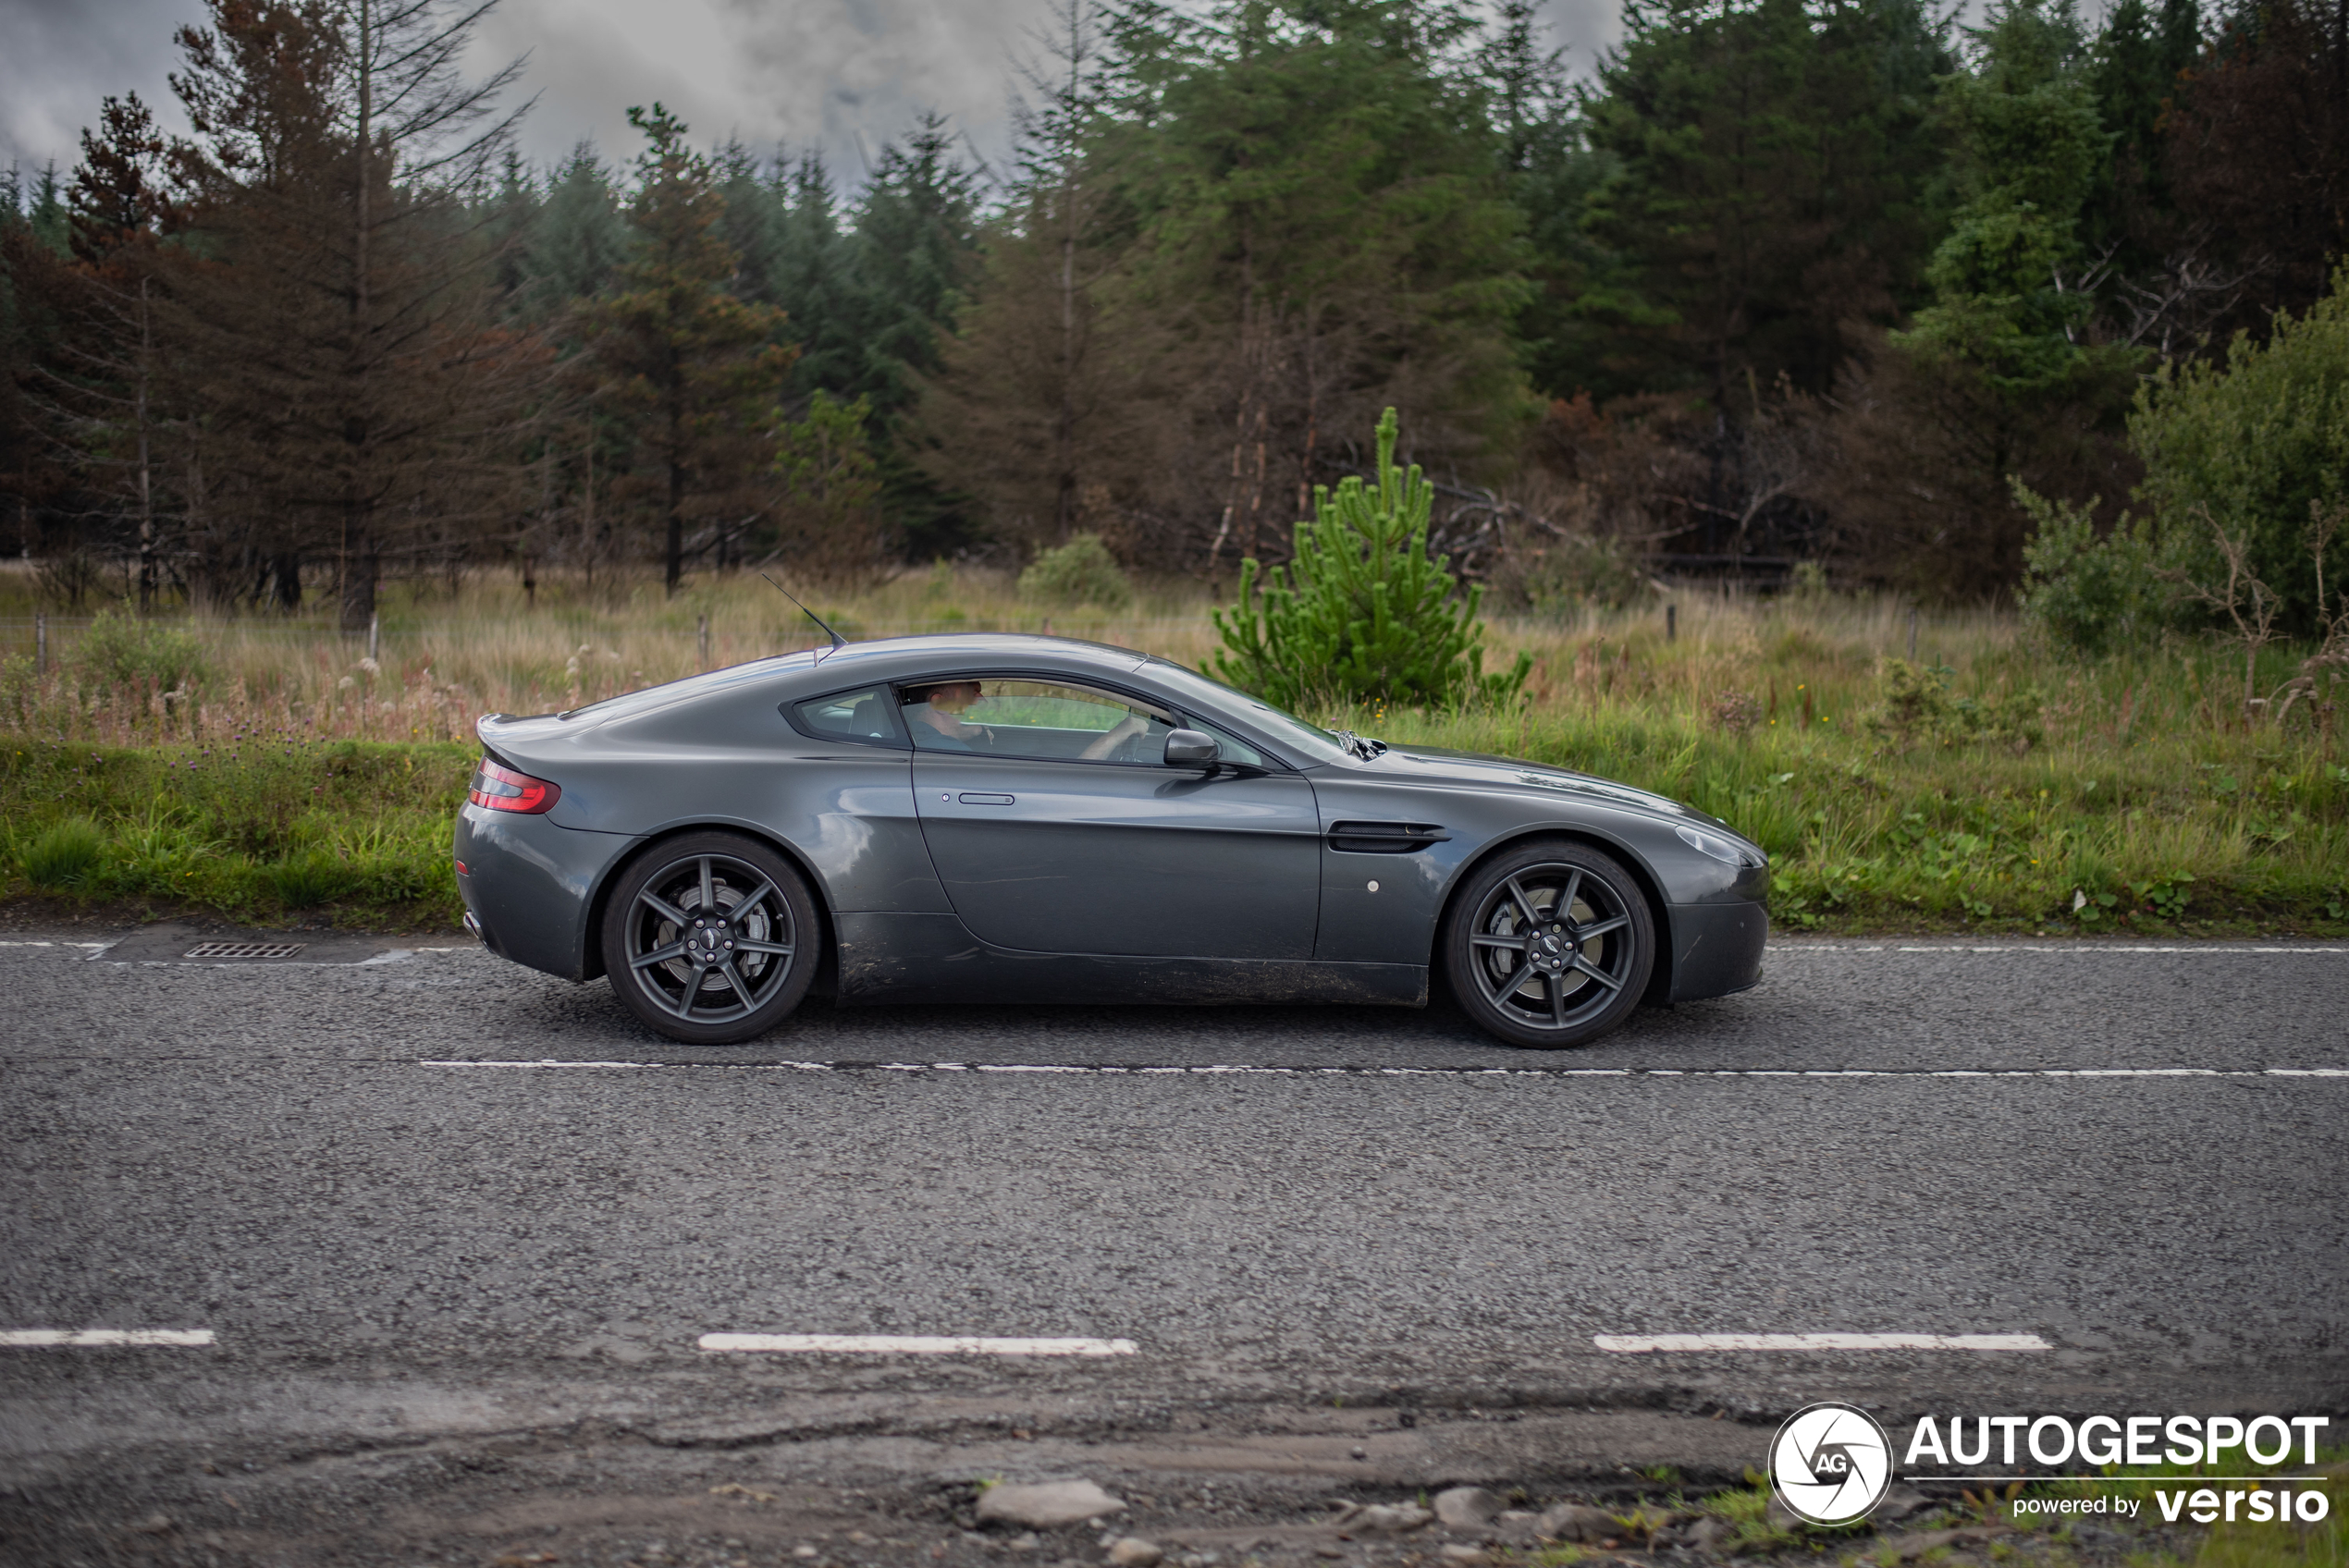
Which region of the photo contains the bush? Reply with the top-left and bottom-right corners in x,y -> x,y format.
1505,530 -> 1654,615
1212,408 -> 1531,711
2130,265 -> 2349,634
1018,533 -> 1134,610
1864,658 -> 2043,751
21,818 -> 106,890
68,610 -> 209,693
2013,481 -> 2169,657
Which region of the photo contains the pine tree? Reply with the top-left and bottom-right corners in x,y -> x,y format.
26,165 -> 71,255
771,389 -> 886,582
63,93 -> 183,610
521,142 -> 632,322
162,0 -> 538,624
1570,0 -> 1953,405
1101,0 -> 1532,570
769,152 -> 861,399
575,104 -> 797,594
843,115 -> 982,415
2163,0 -> 2349,330
1899,0 -> 2116,393
1213,407 -> 1530,710
917,0 -> 1168,557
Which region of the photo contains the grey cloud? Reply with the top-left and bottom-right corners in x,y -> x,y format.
452,0 -> 1044,179
7,0 -> 1980,198
714,0 -> 1039,176
7,0 -> 1586,189
0,0 -> 204,172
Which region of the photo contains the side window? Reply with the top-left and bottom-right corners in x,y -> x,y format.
900,678 -> 1176,763
1187,718 -> 1270,768
791,685 -> 906,749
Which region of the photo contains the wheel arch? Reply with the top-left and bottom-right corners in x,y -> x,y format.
1434,825 -> 1677,1007
581,820 -> 839,996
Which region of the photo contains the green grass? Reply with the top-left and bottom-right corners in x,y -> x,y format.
0,734 -> 469,928
2,564 -> 2343,936
2024,1451 -> 2347,1568
1324,697 -> 2349,937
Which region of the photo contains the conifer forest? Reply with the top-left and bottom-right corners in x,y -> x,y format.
2,0 -> 2346,626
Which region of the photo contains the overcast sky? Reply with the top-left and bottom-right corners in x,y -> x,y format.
3,0 -> 1624,195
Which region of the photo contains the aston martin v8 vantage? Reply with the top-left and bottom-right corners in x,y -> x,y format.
454,633 -> 1768,1047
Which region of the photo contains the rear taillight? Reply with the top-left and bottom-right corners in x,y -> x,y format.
468,758 -> 561,814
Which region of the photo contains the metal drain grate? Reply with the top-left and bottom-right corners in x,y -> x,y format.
183,941 -> 306,960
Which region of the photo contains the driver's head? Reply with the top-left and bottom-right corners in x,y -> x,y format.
916,680 -> 982,714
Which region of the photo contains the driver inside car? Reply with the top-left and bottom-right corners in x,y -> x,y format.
901,680 -> 991,749
1080,709 -> 1152,759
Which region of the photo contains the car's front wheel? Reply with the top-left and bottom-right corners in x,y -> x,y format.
1443,839 -> 1654,1049
599,832 -> 819,1045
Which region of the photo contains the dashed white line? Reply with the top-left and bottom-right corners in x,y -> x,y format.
1595,1333 -> 2050,1353
1780,945 -> 2345,954
1,1329 -> 215,1347
418,1060 -> 2349,1079
699,1333 -> 1137,1356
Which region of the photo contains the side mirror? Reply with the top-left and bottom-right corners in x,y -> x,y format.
1162,729 -> 1221,768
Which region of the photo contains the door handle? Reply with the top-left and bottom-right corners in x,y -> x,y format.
957,792 -> 1016,805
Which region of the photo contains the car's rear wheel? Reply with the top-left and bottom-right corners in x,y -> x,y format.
1443,839 -> 1654,1049
600,833 -> 819,1045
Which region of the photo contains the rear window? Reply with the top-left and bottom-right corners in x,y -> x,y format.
790,685 -> 907,749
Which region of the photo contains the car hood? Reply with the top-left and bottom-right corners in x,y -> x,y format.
1338,743 -> 1735,829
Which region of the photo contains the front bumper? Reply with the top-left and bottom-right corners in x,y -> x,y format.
1665,900 -> 1768,1001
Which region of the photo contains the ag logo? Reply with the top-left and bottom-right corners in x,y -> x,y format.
1769,1403 -> 1893,1525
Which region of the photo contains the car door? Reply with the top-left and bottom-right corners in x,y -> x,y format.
903,674 -> 1321,959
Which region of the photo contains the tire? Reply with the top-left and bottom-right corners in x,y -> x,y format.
1442,838 -> 1655,1049
599,832 -> 820,1045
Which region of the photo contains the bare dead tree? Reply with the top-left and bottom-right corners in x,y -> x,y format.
166,0 -> 539,627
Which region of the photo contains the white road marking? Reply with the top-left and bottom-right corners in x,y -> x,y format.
1,1329 -> 215,1347
1595,1333 -> 2050,1353
1776,945 -> 2346,954
419,1060 -> 2349,1078
15,938 -> 2337,957
699,1333 -> 1137,1356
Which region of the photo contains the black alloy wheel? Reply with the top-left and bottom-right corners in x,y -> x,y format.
1443,839 -> 1654,1049
600,832 -> 820,1045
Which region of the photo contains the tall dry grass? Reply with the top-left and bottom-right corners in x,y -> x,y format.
2,559 -> 2342,933
0,560 -> 2028,744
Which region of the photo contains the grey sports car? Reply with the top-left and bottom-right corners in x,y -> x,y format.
454,632 -> 1767,1048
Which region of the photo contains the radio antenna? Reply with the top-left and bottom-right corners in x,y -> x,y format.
761,573 -> 847,660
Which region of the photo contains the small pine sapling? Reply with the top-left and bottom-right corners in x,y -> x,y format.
1211,408 -> 1530,712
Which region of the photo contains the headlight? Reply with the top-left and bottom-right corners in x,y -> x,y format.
1677,824 -> 1760,867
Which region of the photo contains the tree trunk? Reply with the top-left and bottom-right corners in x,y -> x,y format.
135,276 -> 155,615
666,444 -> 685,597
581,424 -> 595,592
341,511 -> 377,631
1209,228 -> 1258,578
341,0 -> 375,634
272,551 -> 302,611
1055,192 -> 1078,543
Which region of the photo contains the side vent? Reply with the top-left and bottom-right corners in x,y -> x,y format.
1327,821 -> 1450,853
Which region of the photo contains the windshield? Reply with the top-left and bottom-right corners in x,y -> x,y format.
1142,660 -> 1356,766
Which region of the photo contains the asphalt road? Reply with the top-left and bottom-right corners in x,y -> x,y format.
2,927 -> 2344,1562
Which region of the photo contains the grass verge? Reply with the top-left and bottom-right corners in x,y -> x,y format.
2,569 -> 2343,936
0,735 -> 469,930
1342,701 -> 2348,936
